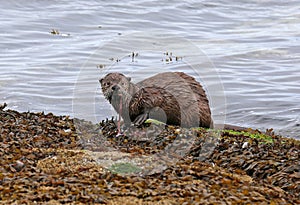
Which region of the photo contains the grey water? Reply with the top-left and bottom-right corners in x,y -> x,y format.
0,0 -> 299,139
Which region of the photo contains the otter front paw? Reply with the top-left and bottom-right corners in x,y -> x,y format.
132,113 -> 149,127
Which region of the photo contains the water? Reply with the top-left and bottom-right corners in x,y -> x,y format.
0,0 -> 299,139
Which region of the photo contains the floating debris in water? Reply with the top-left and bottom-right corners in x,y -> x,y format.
50,29 -> 70,36
130,52 -> 139,62
50,29 -> 60,35
162,51 -> 183,64
97,64 -> 106,69
109,57 -> 121,62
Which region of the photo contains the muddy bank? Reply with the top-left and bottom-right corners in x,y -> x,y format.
0,106 -> 299,204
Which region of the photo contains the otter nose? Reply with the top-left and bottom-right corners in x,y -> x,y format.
112,85 -> 119,90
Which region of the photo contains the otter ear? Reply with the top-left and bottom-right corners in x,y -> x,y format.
127,77 -> 131,82
99,78 -> 103,84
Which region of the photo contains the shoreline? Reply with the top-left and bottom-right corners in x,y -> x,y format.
0,108 -> 299,204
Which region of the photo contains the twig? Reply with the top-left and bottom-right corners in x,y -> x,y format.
0,103 -> 7,110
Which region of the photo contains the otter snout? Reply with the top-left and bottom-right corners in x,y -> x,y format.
112,85 -> 119,91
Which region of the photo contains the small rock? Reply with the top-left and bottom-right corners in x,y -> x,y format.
13,160 -> 25,172
242,142 -> 249,149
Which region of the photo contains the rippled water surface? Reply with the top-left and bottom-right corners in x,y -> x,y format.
1,0 -> 299,138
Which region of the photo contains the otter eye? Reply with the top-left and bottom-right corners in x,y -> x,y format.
102,82 -> 108,87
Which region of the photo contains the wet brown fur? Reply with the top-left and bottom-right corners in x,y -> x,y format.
100,72 -> 213,128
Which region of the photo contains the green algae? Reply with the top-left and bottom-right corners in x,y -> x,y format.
144,118 -> 166,126
109,162 -> 142,174
223,129 -> 274,143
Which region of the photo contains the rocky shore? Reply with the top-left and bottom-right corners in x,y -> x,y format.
0,105 -> 299,204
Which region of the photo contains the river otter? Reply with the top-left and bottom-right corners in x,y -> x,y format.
99,72 -> 213,128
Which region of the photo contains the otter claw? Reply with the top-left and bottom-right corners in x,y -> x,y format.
133,113 -> 148,127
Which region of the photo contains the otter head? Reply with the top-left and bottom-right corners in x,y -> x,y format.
99,73 -> 132,103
